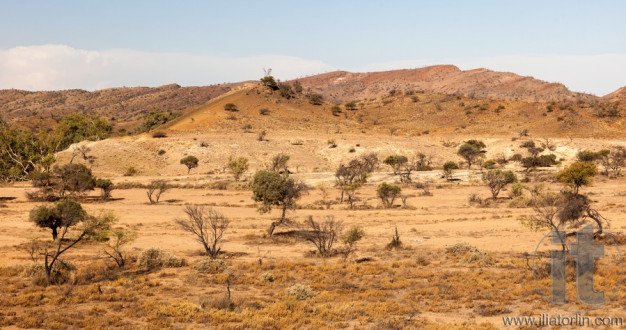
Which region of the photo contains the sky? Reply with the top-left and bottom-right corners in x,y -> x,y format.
1,0 -> 625,95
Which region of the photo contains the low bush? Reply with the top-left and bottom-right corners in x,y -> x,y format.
193,258 -> 226,274
152,131 -> 167,138
286,284 -> 315,300
136,248 -> 185,270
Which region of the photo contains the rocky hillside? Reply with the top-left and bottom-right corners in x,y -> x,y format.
293,65 -> 596,103
604,86 -> 626,102
0,83 -> 241,131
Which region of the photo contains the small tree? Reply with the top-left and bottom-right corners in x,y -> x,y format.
556,162 -> 597,194
104,229 -> 137,267
377,182 -> 401,208
147,180 -> 169,204
525,193 -> 567,249
227,156 -> 249,181
180,155 -> 199,174
29,201 -> 114,284
342,226 -> 364,261
335,153 -> 378,203
457,140 -> 486,169
269,153 -> 290,172
442,161 -> 459,179
29,199 -> 86,240
383,155 -> 408,175
175,205 -> 229,258
95,178 -> 114,200
342,182 -> 361,209
482,169 -> 517,200
52,163 -> 96,197
303,216 -> 342,257
608,147 -> 625,177
251,170 -> 307,236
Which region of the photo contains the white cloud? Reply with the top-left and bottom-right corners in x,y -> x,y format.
0,44 -> 336,91
1,45 -> 625,96
359,54 -> 626,96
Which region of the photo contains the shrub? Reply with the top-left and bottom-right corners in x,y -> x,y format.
257,130 -> 267,141
576,150 -> 597,162
226,156 -> 249,181
286,284 -> 315,300
259,108 -> 270,115
193,258 -> 226,274
377,182 -> 401,208
95,178 -> 114,200
467,250 -> 495,266
342,226 -> 364,260
442,161 -> 459,179
482,159 -> 496,169
260,75 -> 278,90
152,131 -> 167,138
158,149 -> 166,155
259,272 -> 274,283
124,166 -> 138,176
278,83 -> 295,99
140,110 -> 178,132
386,226 -> 402,250
224,103 -> 238,112
306,93 -> 324,105
136,248 -> 185,270
445,242 -> 477,255
345,101 -> 357,110
331,106 -> 342,116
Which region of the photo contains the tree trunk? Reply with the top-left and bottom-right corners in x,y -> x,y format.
267,206 -> 287,236
51,227 -> 58,240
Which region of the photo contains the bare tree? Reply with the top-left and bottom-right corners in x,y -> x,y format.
104,229 -> 137,267
147,180 -> 169,204
175,205 -> 230,258
303,216 -> 343,257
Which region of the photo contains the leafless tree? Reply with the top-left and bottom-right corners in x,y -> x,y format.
104,229 -> 137,267
147,180 -> 169,204
303,216 -> 342,257
175,205 -> 230,258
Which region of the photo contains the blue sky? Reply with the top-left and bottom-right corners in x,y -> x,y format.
1,0 -> 625,94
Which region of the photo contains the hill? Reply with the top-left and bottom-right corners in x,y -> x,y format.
53,82 -> 625,177
293,65 -> 596,103
0,83 -> 241,131
604,86 -> 626,102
